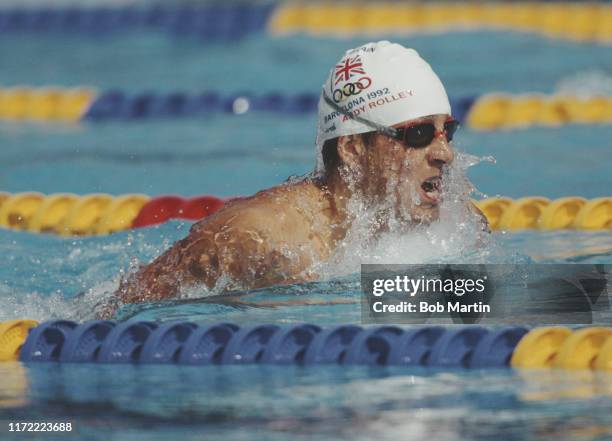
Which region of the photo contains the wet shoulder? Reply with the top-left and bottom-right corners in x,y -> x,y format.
189,181 -> 322,242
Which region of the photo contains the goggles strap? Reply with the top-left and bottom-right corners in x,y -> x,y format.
322,93 -> 399,139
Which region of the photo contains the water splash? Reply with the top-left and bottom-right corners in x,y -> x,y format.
319,150 -> 504,279
0,278 -> 118,322
0,151 -> 520,322
0,225 -> 184,322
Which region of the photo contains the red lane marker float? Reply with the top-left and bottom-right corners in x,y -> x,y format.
132,195 -> 225,228
179,196 -> 225,220
132,196 -> 184,228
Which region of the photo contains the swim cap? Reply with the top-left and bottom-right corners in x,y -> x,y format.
315,41 -> 451,174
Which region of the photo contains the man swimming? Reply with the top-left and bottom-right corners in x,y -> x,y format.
112,41 -> 486,308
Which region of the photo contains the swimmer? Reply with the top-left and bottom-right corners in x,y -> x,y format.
108,41 -> 487,313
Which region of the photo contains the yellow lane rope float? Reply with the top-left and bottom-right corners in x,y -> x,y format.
268,2 -> 612,44
552,327 -> 612,370
595,337 -> 612,371
0,320 -> 38,362
510,327 -> 573,368
0,87 -> 95,122
474,197 -> 612,231
512,327 -> 612,371
0,193 -> 610,235
466,94 -> 612,130
61,194 -> 115,236
93,194 -> 151,235
0,192 -> 149,236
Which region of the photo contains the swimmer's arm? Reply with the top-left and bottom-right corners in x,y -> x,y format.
113,210 -> 314,306
208,215 -> 315,289
114,235 -> 193,304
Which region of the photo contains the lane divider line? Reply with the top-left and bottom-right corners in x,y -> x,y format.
269,3 -> 612,45
0,193 -> 610,235
1,87 -> 611,129
3,320 -> 610,370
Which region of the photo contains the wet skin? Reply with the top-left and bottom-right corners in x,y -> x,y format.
111,114 -> 485,311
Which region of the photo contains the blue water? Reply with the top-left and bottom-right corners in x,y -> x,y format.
1,223 -> 611,324
0,25 -> 611,441
1,363 -> 611,441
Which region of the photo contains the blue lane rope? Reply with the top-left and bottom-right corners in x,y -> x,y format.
82,90 -> 477,121
19,321 -> 528,368
0,5 -> 274,39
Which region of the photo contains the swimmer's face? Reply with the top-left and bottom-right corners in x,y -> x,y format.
338,114 -> 455,223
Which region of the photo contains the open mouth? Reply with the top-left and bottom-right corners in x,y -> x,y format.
420,176 -> 442,204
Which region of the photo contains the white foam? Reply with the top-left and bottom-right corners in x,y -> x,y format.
0,279 -> 120,322
318,151 -> 500,279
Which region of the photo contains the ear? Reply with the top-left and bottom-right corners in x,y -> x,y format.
337,134 -> 367,169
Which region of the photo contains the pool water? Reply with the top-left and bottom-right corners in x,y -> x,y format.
0,23 -> 611,441
1,223 -> 611,325
1,363 -> 611,441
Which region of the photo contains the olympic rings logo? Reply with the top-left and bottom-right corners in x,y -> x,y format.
332,77 -> 372,103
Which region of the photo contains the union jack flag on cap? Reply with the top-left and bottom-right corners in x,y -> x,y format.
334,55 -> 366,85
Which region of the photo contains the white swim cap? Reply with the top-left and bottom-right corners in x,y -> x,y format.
315,41 -> 451,174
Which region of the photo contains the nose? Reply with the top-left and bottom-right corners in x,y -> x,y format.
426,133 -> 454,168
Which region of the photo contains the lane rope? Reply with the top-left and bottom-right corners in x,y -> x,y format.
475,197 -> 612,231
1,3 -> 608,44
1,87 -> 610,129
0,193 -> 610,235
2,320 -> 610,370
0,5 -> 274,39
269,2 -> 612,44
